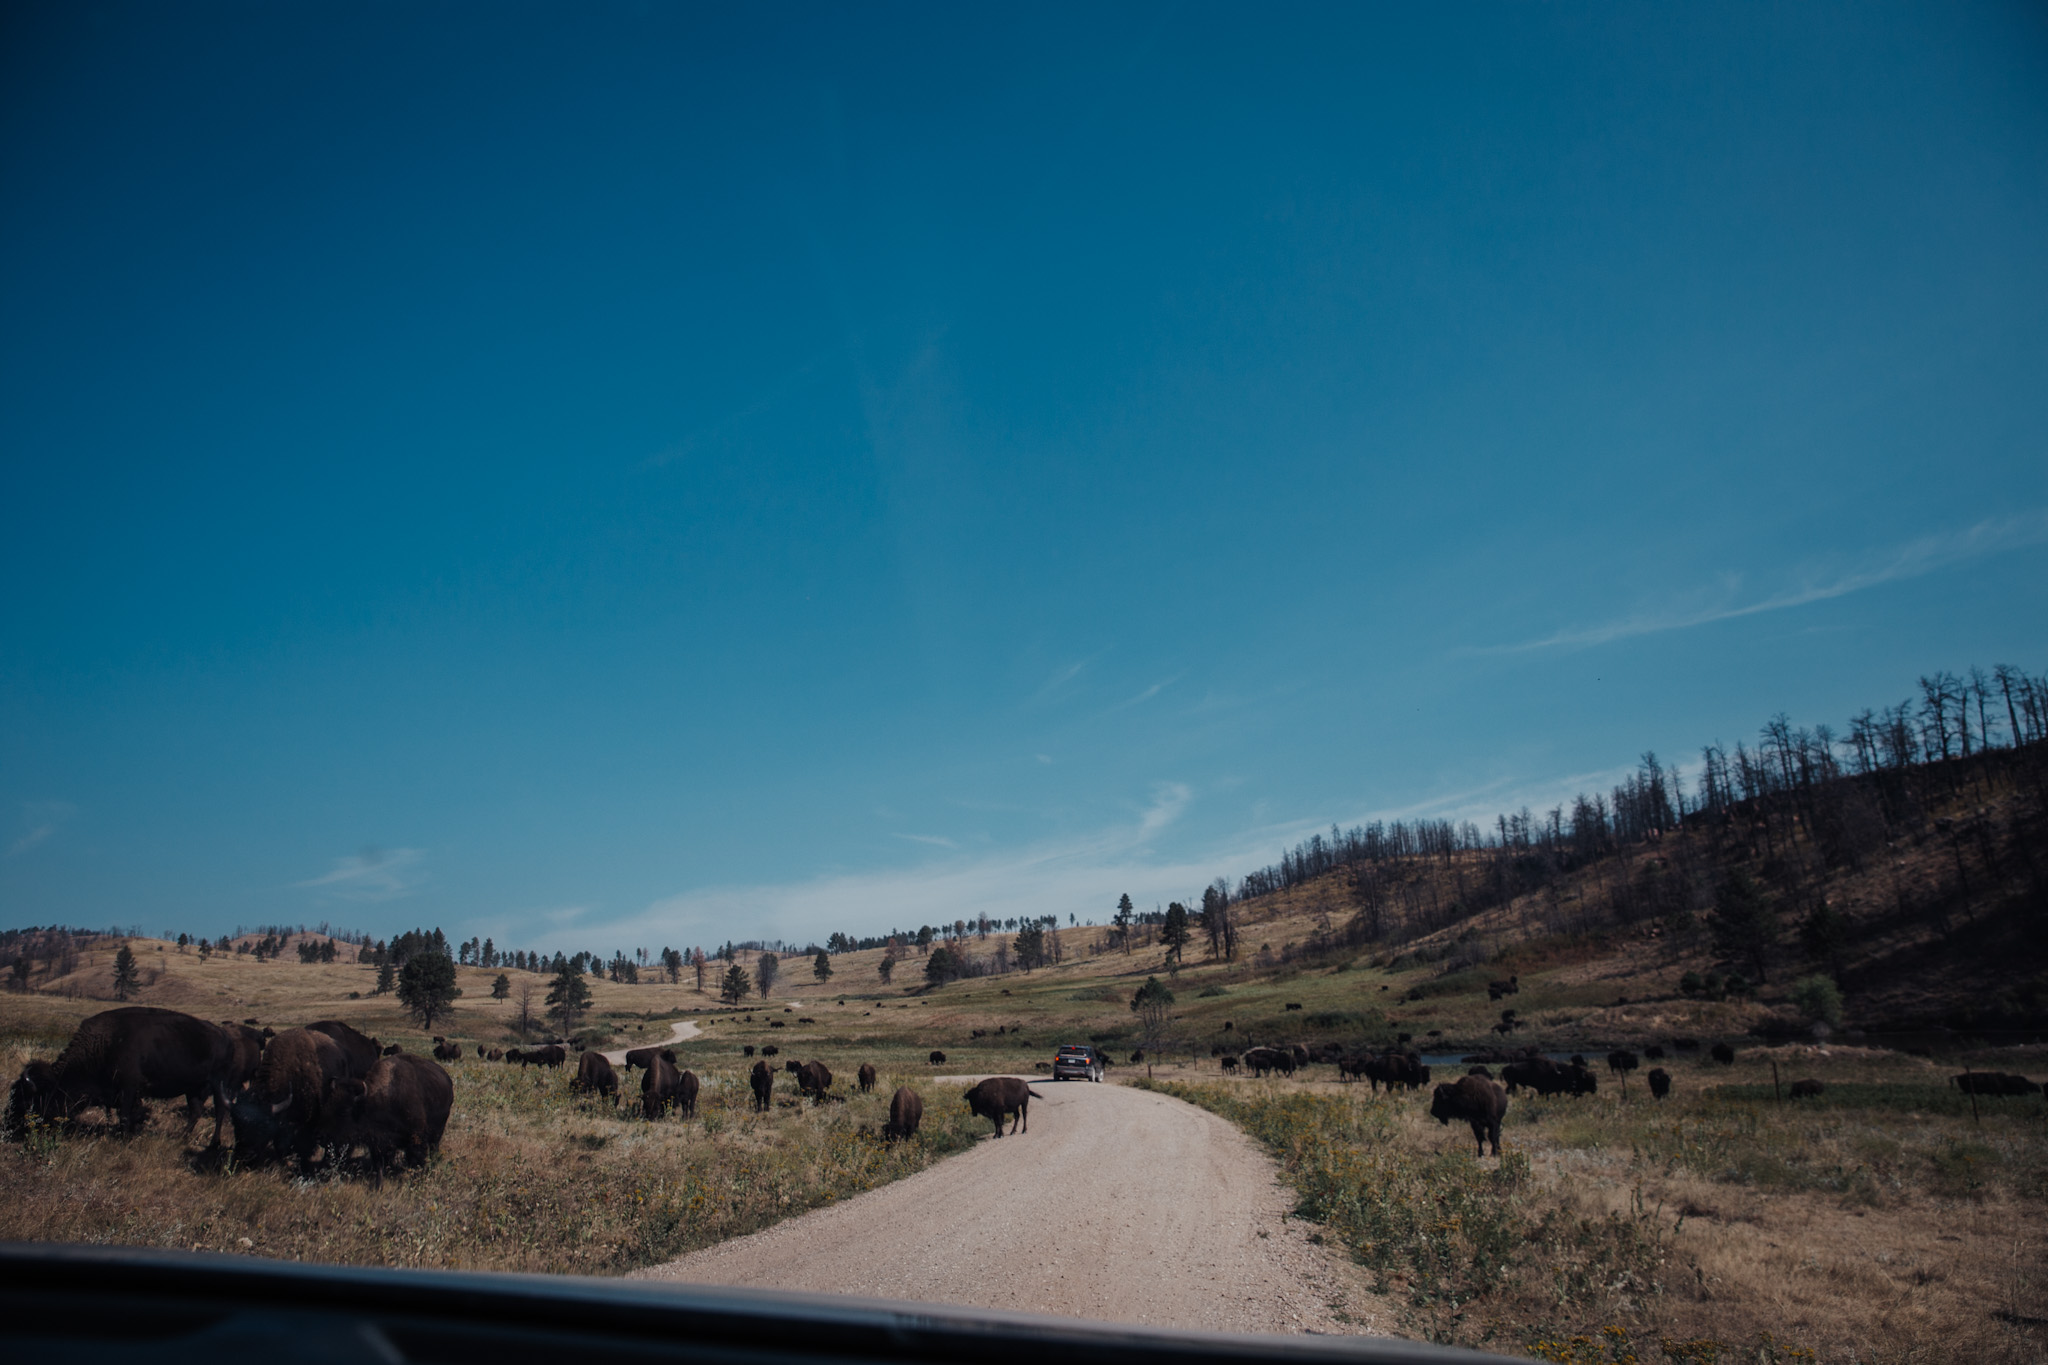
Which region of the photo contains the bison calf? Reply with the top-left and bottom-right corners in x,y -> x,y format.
857,1063 -> 877,1093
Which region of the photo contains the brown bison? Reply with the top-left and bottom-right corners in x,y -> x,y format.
1219,1054 -> 1240,1073
1487,974 -> 1520,1001
622,1045 -> 672,1071
883,1085 -> 923,1140
432,1038 -> 463,1063
305,1021 -> 384,1075
323,1053 -> 453,1181
522,1044 -> 567,1068
6,1007 -> 237,1144
1431,1075 -> 1509,1157
1787,1078 -> 1825,1099
1953,1071 -> 2042,1096
963,1076 -> 1042,1137
230,1026 -> 355,1170
674,1069 -> 700,1118
857,1063 -> 877,1093
794,1060 -> 832,1102
1607,1049 -> 1638,1078
220,1021 -> 270,1093
486,1048 -> 504,1062
1647,1067 -> 1672,1100
573,1050 -> 619,1102
928,1051 -> 947,1065
642,1054 -> 682,1119
1242,1047 -> 1294,1078
749,1059 -> 773,1112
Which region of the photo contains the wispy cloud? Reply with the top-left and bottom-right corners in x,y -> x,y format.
893,833 -> 958,849
296,847 -> 427,902
6,800 -> 76,858
1108,674 -> 1184,712
1482,510 -> 2048,655
1030,659 -> 1090,701
578,781 -> 1222,951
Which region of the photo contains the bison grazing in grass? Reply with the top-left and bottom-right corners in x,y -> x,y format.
749,1060 -> 773,1112
1643,1045 -> 1666,1061
1607,1049 -> 1638,1078
963,1076 -> 1042,1138
1431,1075 -> 1509,1157
928,1051 -> 947,1065
573,1050 -> 619,1103
883,1086 -> 923,1140
323,1053 -> 453,1182
623,1045 -> 675,1071
220,1022 -> 269,1094
1710,1042 -> 1736,1065
305,1021 -> 384,1076
1953,1072 -> 2042,1096
1788,1078 -> 1825,1099
794,1060 -> 833,1103
1487,974 -> 1520,1002
231,1026 -> 355,1171
432,1038 -> 463,1063
486,1048 -> 504,1062
523,1044 -> 568,1068
641,1054 -> 682,1120
7,1007 -> 238,1145
857,1063 -> 877,1094
1647,1068 -> 1672,1100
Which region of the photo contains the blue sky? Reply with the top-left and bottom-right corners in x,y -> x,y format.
4,3 -> 2045,956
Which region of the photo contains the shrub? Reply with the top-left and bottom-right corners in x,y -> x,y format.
1788,975 -> 1842,1028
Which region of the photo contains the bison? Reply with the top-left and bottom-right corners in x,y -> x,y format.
1710,1042 -> 1735,1065
1431,1075 -> 1509,1157
1242,1047 -> 1294,1079
1607,1049 -> 1638,1078
1220,1055 -> 1240,1073
305,1021 -> 384,1076
792,1060 -> 833,1102
322,1053 -> 453,1182
573,1050 -> 619,1102
857,1063 -> 877,1093
1467,1065 -> 1495,1079
674,1069 -> 700,1118
7,1006 -> 237,1144
963,1076 -> 1042,1138
882,1086 -> 923,1140
1953,1072 -> 2042,1096
230,1025 -> 354,1170
220,1021 -> 270,1094
623,1045 -> 676,1071
928,1051 -> 947,1065
749,1059 -> 773,1112
1788,1078 -> 1824,1099
1647,1067 -> 1672,1100
642,1054 -> 682,1120
432,1038 -> 463,1063
1487,974 -> 1520,1001
522,1044 -> 567,1068
486,1048 -> 504,1062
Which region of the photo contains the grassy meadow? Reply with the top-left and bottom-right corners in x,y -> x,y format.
5,906 -> 2045,1362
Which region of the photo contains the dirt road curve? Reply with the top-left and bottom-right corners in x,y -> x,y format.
633,1078 -> 1388,1336
598,1020 -> 700,1065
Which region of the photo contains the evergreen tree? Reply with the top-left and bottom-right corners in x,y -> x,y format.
1710,870 -> 1779,982
491,972 -> 511,1000
924,946 -> 959,987
877,956 -> 896,985
1113,894 -> 1135,955
397,950 -> 460,1029
546,959 -> 593,1033
1160,902 -> 1191,965
374,959 -> 396,994
812,949 -> 833,983
719,963 -> 753,1005
756,952 -> 779,998
112,944 -> 139,1001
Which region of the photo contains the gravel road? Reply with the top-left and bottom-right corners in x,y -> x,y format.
632,1076 -> 1390,1336
598,1019 -> 701,1065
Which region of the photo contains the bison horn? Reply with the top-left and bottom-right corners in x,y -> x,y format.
270,1090 -> 294,1116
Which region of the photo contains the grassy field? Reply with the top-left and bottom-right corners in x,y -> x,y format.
6,920 -> 2045,1361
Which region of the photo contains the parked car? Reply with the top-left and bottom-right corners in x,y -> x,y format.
1052,1044 -> 1104,1082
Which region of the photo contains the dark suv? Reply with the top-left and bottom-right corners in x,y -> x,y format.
1051,1044 -> 1104,1082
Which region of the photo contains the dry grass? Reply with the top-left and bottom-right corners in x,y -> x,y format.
1132,1054 -> 2047,1364
0,1034 -> 982,1273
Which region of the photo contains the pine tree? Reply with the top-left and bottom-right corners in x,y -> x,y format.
719,963 -> 752,1005
398,950 -> 460,1029
812,949 -> 833,983
375,959 -> 396,994
1113,894 -> 1135,955
1160,902 -> 1191,965
491,972 -> 511,1000
1710,870 -> 1779,983
112,944 -> 139,1001
546,960 -> 593,1033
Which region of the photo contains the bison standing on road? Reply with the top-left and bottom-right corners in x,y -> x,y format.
749,1059 -> 773,1112
6,1006 -> 238,1145
1647,1068 -> 1672,1100
857,1063 -> 877,1093
323,1053 -> 453,1182
1431,1075 -> 1509,1157
963,1076 -> 1042,1138
573,1050 -> 619,1102
883,1086 -> 923,1140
